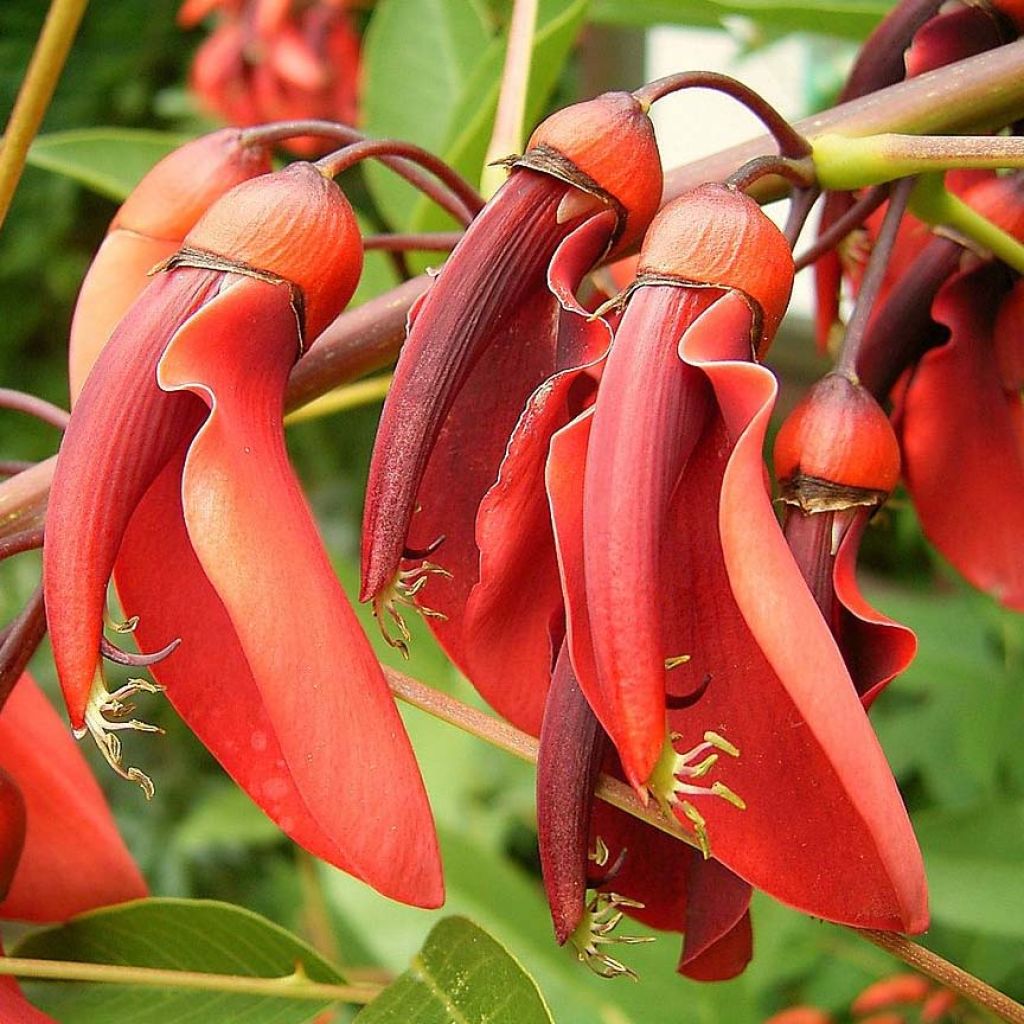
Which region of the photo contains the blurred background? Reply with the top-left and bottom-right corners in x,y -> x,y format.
1,2 -> 1023,1021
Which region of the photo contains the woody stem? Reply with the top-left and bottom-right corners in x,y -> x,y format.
384,665 -> 1024,1024
0,0 -> 89,230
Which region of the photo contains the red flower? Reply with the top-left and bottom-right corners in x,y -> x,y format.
44,164 -> 443,907
543,187 -> 925,934
775,373 -> 917,708
183,0 -> 361,155
0,672 -> 147,1022
360,91 -> 663,643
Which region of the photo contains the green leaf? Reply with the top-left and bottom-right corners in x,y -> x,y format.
590,0 -> 889,40
362,0 -> 587,256
173,783 -> 285,855
356,917 -> 552,1024
14,898 -> 347,1024
912,803 -> 1024,938
361,0 -> 493,229
27,128 -> 190,202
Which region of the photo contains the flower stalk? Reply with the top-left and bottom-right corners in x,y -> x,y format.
0,0 -> 89,230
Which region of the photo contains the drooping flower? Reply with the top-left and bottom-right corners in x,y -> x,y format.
181,0 -> 361,155
774,373 -> 917,708
44,163 -> 443,907
68,129 -> 271,402
360,91 -> 663,643
0,672 -> 147,1023
540,185 -> 926,934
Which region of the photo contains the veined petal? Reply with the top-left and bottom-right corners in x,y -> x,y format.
899,266 -> 1024,609
45,269 -> 222,727
0,674 -> 146,922
68,233 -> 179,403
153,277 -> 442,907
361,170 -> 608,602
661,307 -> 928,931
582,287 -> 720,788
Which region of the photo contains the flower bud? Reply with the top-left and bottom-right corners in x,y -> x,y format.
521,92 -> 662,254
113,129 -> 272,239
775,373 -> 900,511
184,162 -> 363,339
638,184 -> 794,352
851,973 -> 930,1014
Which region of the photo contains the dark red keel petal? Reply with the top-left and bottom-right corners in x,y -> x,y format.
153,277 -> 442,907
433,211 -> 615,734
680,856 -> 752,976
581,287 -> 720,788
678,911 -> 753,982
361,170 -> 601,602
0,674 -> 146,922
899,267 -> 1024,609
45,269 -> 221,727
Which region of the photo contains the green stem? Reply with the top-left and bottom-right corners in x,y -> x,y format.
481,0 -> 538,198
284,374 -> 392,425
0,957 -> 382,1004
0,0 -> 89,230
814,132 -> 1024,190
909,173 -> 1024,274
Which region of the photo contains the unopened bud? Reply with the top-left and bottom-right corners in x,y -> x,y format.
775,373 -> 900,512
522,92 -> 662,254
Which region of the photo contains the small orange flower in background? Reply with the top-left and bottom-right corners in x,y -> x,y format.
179,0 -> 362,154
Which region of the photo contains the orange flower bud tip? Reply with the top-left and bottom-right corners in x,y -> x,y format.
920,988 -> 958,1021
113,129 -> 273,241
774,373 -> 900,511
523,92 -> 663,253
183,162 -> 363,339
763,1009 -> 835,1024
637,184 -> 794,351
851,973 -> 931,1014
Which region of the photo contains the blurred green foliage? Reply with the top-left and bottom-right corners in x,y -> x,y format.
3,0 -> 1024,1021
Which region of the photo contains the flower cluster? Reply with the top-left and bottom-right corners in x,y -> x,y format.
360,91 -> 927,980
180,0 -> 361,154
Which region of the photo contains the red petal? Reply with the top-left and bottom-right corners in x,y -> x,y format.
655,298 -> 928,930
833,517 -> 918,708
899,267 -> 1024,609
0,674 -> 146,922
678,910 -> 753,982
45,270 -> 221,726
581,287 -> 719,787
361,171 -> 596,602
680,856 -> 752,974
150,277 -> 442,907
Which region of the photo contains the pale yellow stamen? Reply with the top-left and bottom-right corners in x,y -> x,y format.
568,890 -> 655,981
372,561 -> 452,657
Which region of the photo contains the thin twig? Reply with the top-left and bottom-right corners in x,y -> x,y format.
794,185 -> 889,271
363,231 -> 462,252
0,0 -> 90,229
0,388 -> 70,430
